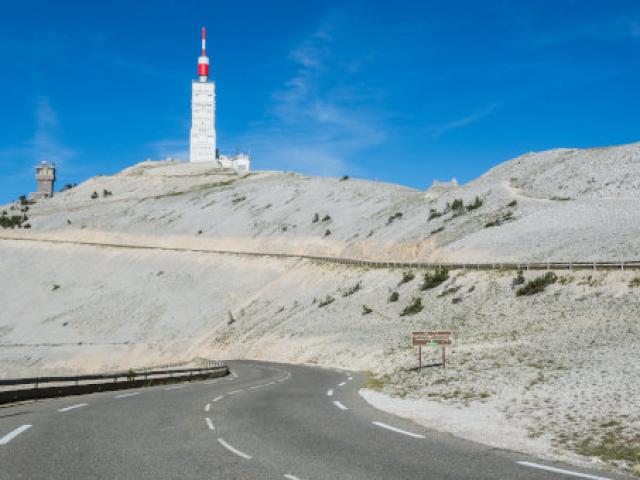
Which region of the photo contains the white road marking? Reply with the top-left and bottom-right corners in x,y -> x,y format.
267,382 -> 276,386
333,401 -> 348,411
164,385 -> 186,391
327,389 -> 334,396
115,392 -> 140,399
516,462 -> 611,480
217,437 -> 252,459
0,425 -> 32,445
249,384 -> 265,390
205,417 -> 215,430
205,403 -> 211,412
213,395 -> 224,402
284,475 -> 301,480
372,421 -> 425,439
58,403 -> 88,412
347,376 -> 353,381
338,382 -> 346,387
227,389 -> 243,395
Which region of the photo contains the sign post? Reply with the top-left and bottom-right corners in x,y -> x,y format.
412,331 -> 453,369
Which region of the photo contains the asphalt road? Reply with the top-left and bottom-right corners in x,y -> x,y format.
0,360 -> 627,479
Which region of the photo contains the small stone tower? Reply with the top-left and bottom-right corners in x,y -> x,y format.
35,161 -> 56,198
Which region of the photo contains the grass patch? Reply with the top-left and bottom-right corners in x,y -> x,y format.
430,226 -> 444,234
428,208 -> 442,221
507,199 -> 518,207
400,297 -> 423,316
231,195 -> 246,205
387,212 -> 403,225
362,372 -> 388,391
516,272 -> 558,296
576,433 -> 640,464
388,291 -> 399,302
420,267 -> 449,290
362,305 -> 373,315
629,277 -> 640,288
485,211 -> 514,228
465,196 -> 483,211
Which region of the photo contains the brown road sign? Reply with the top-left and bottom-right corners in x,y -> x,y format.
412,331 -> 453,346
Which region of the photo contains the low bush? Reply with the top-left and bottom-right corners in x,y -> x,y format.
0,213 -> 28,229
512,271 -> 525,288
430,226 -> 444,234
340,175 -> 350,181
318,295 -> 335,308
388,291 -> 399,302
231,195 -> 246,204
324,229 -> 332,237
342,282 -> 362,297
362,305 -> 372,315
400,298 -> 423,316
428,209 -> 442,221
466,196 -> 483,211
312,213 -> 319,223
90,191 -> 99,200
485,211 -> 514,228
507,200 -> 517,207
516,272 -> 558,296
387,212 -> 403,225
420,267 -> 449,290
322,214 -> 332,222
398,271 -> 415,286
629,277 -> 640,288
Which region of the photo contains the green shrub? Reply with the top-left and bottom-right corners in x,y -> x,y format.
421,267 -> 449,290
485,211 -> 514,228
400,298 -> 423,316
322,214 -> 332,222
430,226 -> 444,234
90,191 -> 98,200
340,175 -> 350,181
0,214 -> 28,229
231,195 -> 246,204
342,282 -> 362,297
324,229 -> 332,237
507,200 -> 517,207
312,213 -> 319,223
318,295 -> 335,308
466,196 -> 483,211
428,209 -> 442,221
629,277 -> 640,288
387,212 -> 403,225
516,272 -> 558,296
388,291 -> 399,302
362,305 -> 372,315
451,198 -> 464,211
398,271 -> 415,286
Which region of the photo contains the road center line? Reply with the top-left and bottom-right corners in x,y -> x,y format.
333,400 -> 348,411
327,389 -> 334,396
217,437 -> 252,459
115,392 -> 140,399
372,421 -> 425,439
0,425 -> 32,445
338,382 -> 346,387
516,461 -> 611,480
58,403 -> 88,412
164,385 -> 186,391
205,417 -> 215,430
213,395 -> 224,402
205,403 -> 211,412
284,475 -> 301,480
227,389 -> 243,395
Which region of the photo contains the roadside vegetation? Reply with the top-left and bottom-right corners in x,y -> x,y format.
421,267 -> 449,290
516,272 -> 557,296
398,271 -> 415,286
400,297 -> 423,316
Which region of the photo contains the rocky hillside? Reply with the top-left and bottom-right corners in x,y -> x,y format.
4,141 -> 640,262
1,142 -> 639,475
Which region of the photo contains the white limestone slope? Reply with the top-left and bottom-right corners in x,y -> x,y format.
6,141 -> 640,262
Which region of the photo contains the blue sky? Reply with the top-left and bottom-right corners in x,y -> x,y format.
2,0 -> 640,203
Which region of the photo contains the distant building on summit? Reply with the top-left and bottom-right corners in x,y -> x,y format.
189,27 -> 250,172
32,161 -> 56,199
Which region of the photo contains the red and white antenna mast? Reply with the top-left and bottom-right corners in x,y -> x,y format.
198,27 -> 209,82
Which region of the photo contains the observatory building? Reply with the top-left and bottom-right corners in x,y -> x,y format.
189,27 -> 250,172
31,161 -> 56,199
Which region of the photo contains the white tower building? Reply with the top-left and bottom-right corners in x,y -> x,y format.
190,27 -> 217,163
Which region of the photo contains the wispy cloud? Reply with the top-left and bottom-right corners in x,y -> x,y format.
428,103 -> 499,140
234,17 -> 385,176
147,138 -> 189,161
32,96 -> 75,166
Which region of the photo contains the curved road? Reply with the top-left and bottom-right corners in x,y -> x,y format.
0,361 -> 625,479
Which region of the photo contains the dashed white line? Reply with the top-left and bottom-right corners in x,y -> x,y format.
227,389 -> 243,395
327,389 -> 334,396
205,403 -> 211,412
217,437 -> 252,459
284,475 -> 301,480
333,401 -> 348,411
205,417 -> 215,431
58,403 -> 88,412
372,421 -> 425,439
213,395 -> 224,402
338,382 -> 346,387
0,425 -> 32,445
249,384 -> 265,390
516,462 -> 611,480
115,392 -> 140,399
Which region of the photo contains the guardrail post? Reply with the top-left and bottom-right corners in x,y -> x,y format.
546,262 -> 550,271
593,261 -> 596,271
35,377 -> 38,389
621,261 -> 624,271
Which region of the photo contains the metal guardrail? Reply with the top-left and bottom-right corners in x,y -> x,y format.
1,235 -> 639,271
0,363 -> 227,389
